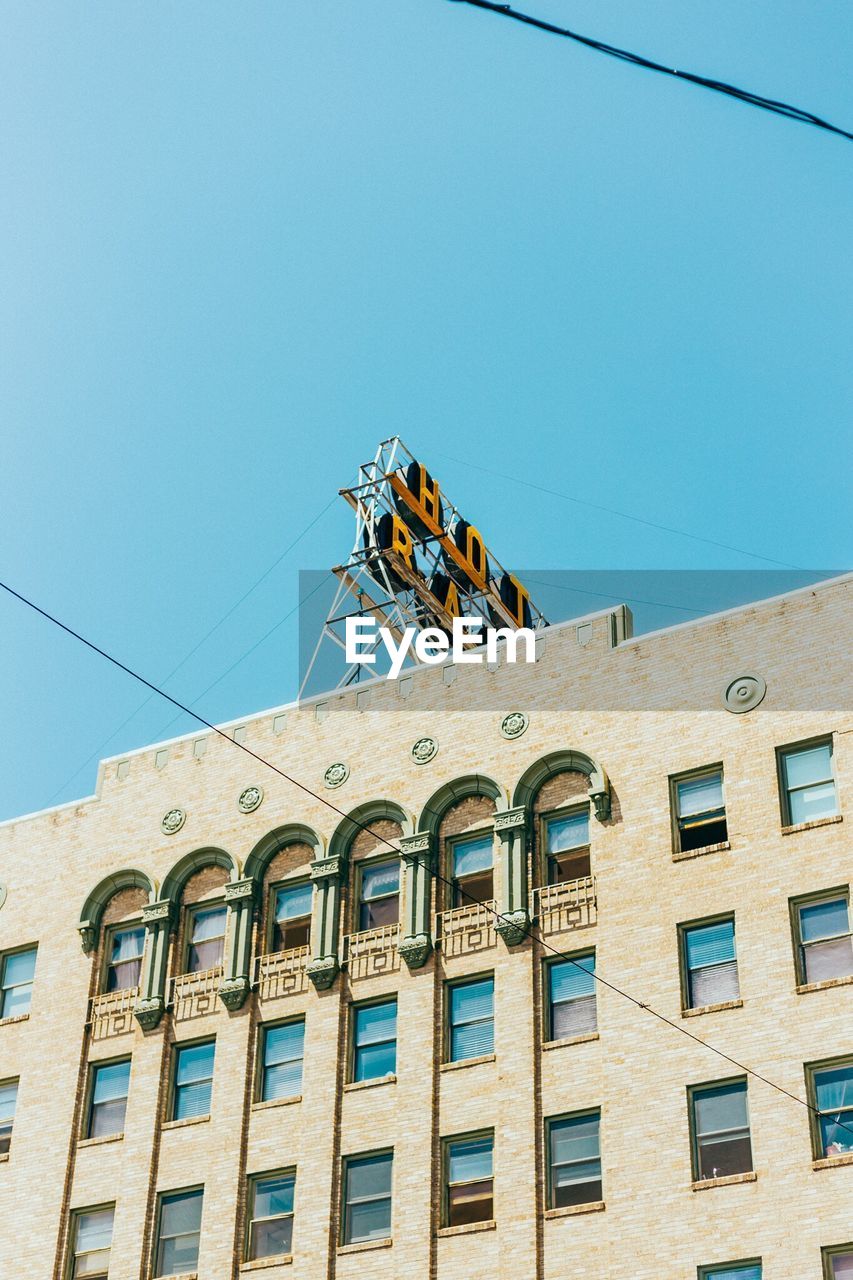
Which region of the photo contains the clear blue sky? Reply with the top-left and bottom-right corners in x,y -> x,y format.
0,1 -> 850,821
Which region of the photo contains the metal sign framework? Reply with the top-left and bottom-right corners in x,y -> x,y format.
299,437 -> 548,695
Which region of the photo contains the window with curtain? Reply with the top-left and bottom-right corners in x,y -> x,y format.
88,1059 -> 131,1138
155,1188 -> 203,1277
548,955 -> 597,1039
0,947 -> 37,1018
797,896 -> 852,984
699,1264 -> 762,1280
451,833 -> 494,907
173,1041 -> 215,1121
810,1062 -> 853,1158
0,1079 -> 18,1155
445,1134 -> 494,1226
673,769 -> 727,852
358,861 -> 400,931
448,977 -> 494,1061
261,1021 -> 305,1101
272,882 -> 312,952
342,1152 -> 393,1244
247,1172 -> 295,1260
186,905 -> 227,973
545,810 -> 591,884
547,1111 -> 602,1207
691,1081 -> 753,1180
682,919 -> 739,1009
352,1000 -> 397,1082
105,926 -> 145,993
780,740 -> 837,825
825,1248 -> 853,1279
70,1206 -> 114,1279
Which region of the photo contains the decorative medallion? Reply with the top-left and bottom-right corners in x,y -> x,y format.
501,711 -> 529,740
160,807 -> 187,835
411,736 -> 438,765
238,785 -> 264,814
723,673 -> 767,714
324,762 -> 350,789
0,882 -> 6,911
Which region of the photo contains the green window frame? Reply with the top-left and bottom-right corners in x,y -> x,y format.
68,1204 -> 114,1280
246,1169 -> 295,1261
542,806 -> 591,885
341,1150 -> 393,1245
356,860 -> 401,932
698,1263 -> 762,1280
790,889 -> 852,986
442,1131 -> 494,1227
689,1078 -> 753,1181
0,945 -> 37,1019
446,974 -> 494,1062
86,1057 -> 131,1139
269,880 -> 313,953
351,998 -> 397,1083
778,737 -> 838,826
679,917 -> 739,1010
0,1078 -> 18,1155
172,1040 -> 216,1121
822,1244 -> 853,1279
546,952 -> 597,1040
153,1187 -> 203,1277
670,766 -> 727,854
805,1057 -> 853,1159
449,831 -> 494,908
184,903 -> 227,974
546,1109 -> 602,1208
258,1019 -> 305,1102
103,924 -> 145,994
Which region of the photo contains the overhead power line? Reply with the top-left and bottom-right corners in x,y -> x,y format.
443,0 -> 853,143
1,573 -> 849,1142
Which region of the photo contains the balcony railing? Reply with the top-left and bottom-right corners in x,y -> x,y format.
531,876 -> 597,935
88,986 -> 139,1040
169,965 -> 223,1019
255,946 -> 310,1000
343,923 -> 401,979
437,900 -> 497,957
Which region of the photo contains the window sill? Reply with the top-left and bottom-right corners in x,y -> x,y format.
240,1256 -> 293,1272
542,1032 -> 599,1051
344,1074 -> 396,1093
544,1201 -> 605,1219
162,1115 -> 210,1131
437,1219 -> 496,1238
158,1273 -> 197,1280
337,1237 -> 392,1256
682,999 -> 743,1018
782,814 -> 842,836
691,1172 -> 756,1191
672,841 -> 730,863
252,1095 -> 302,1112
796,975 -> 853,995
78,1132 -> 124,1149
0,1013 -> 30,1028
813,1153 -> 853,1170
440,1054 -> 496,1073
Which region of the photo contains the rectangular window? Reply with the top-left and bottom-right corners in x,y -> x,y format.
808,1060 -> 853,1158
780,739 -> 838,825
682,919 -> 740,1009
444,1133 -> 494,1226
691,1080 -> 753,1180
358,861 -> 400,931
272,882 -> 312,952
699,1265 -> 762,1280
0,946 -> 37,1018
795,894 -> 852,984
545,810 -> 591,884
547,1110 -> 602,1207
173,1041 -> 215,1121
673,769 -> 727,853
352,1000 -> 397,1082
105,926 -> 145,993
451,833 -> 494,907
548,954 -> 597,1039
70,1205 -> 114,1279
260,1020 -> 305,1101
0,1079 -> 18,1155
88,1059 -> 131,1139
824,1247 -> 853,1279
247,1172 -> 295,1260
448,976 -> 494,1062
342,1151 -> 393,1245
155,1188 -> 203,1277
186,905 -> 227,973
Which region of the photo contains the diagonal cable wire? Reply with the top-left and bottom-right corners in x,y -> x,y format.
1,571 -> 850,1141
443,0 -> 853,142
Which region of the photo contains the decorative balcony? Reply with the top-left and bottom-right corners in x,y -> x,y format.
255,946 -> 310,1001
344,924 -> 401,980
88,987 -> 139,1041
169,966 -> 223,1020
531,877 -> 597,935
437,901 -> 497,958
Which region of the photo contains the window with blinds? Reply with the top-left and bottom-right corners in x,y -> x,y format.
780,739 -> 838,825
105,926 -> 145,993
186,905 -> 227,973
444,1134 -> 494,1226
70,1206 -> 114,1280
699,1263 -> 762,1280
547,1111 -> 602,1207
544,810 -> 591,884
247,1172 -> 295,1261
0,1079 -> 18,1155
0,946 -> 37,1019
272,882 -> 313,952
260,1020 -> 305,1101
809,1060 -> 853,1159
690,1080 -> 753,1180
154,1188 -> 203,1277
448,976 -> 494,1062
682,919 -> 740,1009
342,1152 -> 393,1245
172,1041 -> 215,1121
796,895 -> 853,984
548,954 -> 597,1040
450,833 -> 494,907
88,1059 -> 131,1139
673,769 -> 727,853
357,861 -> 401,931
352,1000 -> 397,1082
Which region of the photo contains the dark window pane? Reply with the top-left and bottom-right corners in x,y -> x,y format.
553,1175 -> 602,1208
548,849 -> 591,884
454,870 -> 493,907
359,894 -> 399,930
697,1133 -> 753,1178
273,917 -> 311,952
448,1179 -> 493,1226
250,1216 -> 293,1259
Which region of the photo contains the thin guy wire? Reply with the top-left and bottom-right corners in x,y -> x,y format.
443,0 -> 853,143
523,575 -> 711,614
1,574 -> 849,1140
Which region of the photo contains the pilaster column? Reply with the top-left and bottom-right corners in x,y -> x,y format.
134,900 -> 173,1030
397,832 -> 435,970
218,878 -> 256,1011
306,855 -> 345,990
493,807 -> 530,947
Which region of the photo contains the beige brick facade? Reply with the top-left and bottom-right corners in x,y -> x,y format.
0,575 -> 851,1279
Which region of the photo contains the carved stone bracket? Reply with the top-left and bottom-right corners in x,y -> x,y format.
494,909 -> 530,948
310,856 -> 346,882
306,955 -> 339,991
78,922 -> 97,954
493,806 -> 527,832
398,933 -> 432,970
224,878 -> 255,903
133,994 -> 165,1031
218,975 -> 251,1011
142,899 -> 174,928
590,788 -> 611,822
